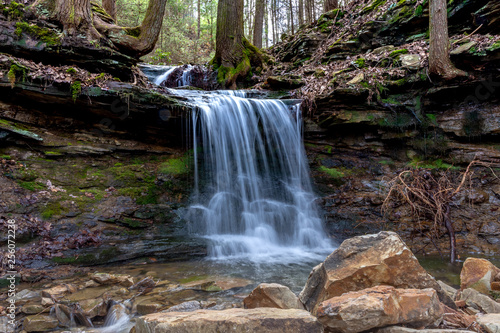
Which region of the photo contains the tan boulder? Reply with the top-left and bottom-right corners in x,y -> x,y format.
135,308 -> 323,333
477,313 -> 500,333
79,298 -> 108,318
459,288 -> 500,313
460,258 -> 500,294
23,315 -> 58,332
299,231 -> 453,314
41,284 -> 76,298
91,273 -> 135,287
316,286 -> 443,333
244,283 -> 304,310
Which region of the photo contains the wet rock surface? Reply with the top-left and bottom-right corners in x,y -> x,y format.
136,308 -> 324,333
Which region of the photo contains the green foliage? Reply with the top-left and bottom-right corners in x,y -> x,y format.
414,5 -> 423,17
151,48 -> 172,65
66,67 -> 77,74
71,81 -> 82,102
487,41 -> 500,52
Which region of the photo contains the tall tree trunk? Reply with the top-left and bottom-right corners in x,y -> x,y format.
298,0 -> 304,26
197,0 -> 201,39
289,0 -> 294,34
53,0 -> 99,37
264,0 -> 269,48
324,0 -> 338,12
305,0 -> 312,24
215,0 -> 261,88
102,0 -> 117,21
429,0 -> 466,79
253,0 -> 265,48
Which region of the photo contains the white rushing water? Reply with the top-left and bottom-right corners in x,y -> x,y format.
154,65 -> 196,86
184,90 -> 333,261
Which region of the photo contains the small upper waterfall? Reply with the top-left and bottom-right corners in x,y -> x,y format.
185,90 -> 332,261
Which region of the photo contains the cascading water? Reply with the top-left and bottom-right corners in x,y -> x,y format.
186,90 -> 332,261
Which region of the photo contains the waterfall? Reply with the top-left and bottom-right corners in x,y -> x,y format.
186,91 -> 332,261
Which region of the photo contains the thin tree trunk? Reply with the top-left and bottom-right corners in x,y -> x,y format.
264,0 -> 269,48
298,0 -> 304,26
305,0 -> 312,24
289,0 -> 294,34
253,0 -> 265,48
324,0 -> 338,12
197,0 -> 201,39
102,0 -> 117,21
429,0 -> 466,79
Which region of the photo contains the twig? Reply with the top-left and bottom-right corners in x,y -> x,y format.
452,24 -> 483,45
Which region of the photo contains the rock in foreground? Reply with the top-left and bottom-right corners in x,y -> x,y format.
244,283 -> 304,310
316,285 -> 443,333
135,308 -> 323,333
460,258 -> 500,294
299,231 -> 453,314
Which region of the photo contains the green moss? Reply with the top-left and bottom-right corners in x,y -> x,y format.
409,158 -> 458,170
7,63 -> 27,88
19,181 -> 44,191
66,67 -> 77,74
41,201 -> 64,219
414,5 -> 423,17
71,81 -> 82,102
159,157 -> 189,175
125,26 -> 141,38
214,38 -> 261,87
14,21 -> 60,45
487,41 -> 500,52
1,155 -> 11,160
118,218 -> 149,229
319,166 -> 346,178
2,1 -> 25,20
389,49 -> 409,57
363,0 -> 387,13
353,58 -> 366,68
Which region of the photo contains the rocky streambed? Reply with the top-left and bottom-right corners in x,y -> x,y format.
2,231 -> 500,333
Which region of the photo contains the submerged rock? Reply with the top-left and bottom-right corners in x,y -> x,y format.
299,231 -> 454,314
316,285 -> 443,333
136,308 -> 323,333
23,315 -> 58,332
244,283 -> 304,310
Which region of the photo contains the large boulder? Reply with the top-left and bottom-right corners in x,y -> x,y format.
135,308 -> 323,333
459,288 -> 500,313
23,315 -> 58,332
316,286 -> 443,333
299,231 -> 453,314
460,258 -> 500,294
244,283 -> 304,310
477,314 -> 500,333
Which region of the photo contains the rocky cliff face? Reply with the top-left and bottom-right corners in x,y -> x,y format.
262,0 -> 500,257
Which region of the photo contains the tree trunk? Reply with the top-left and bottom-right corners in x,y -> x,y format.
298,0 -> 304,27
215,0 -> 261,88
324,0 -> 338,12
289,0 -> 294,34
102,0 -> 117,21
253,0 -> 265,48
53,0 -> 99,37
305,0 -> 313,24
197,0 -> 201,39
429,0 -> 466,79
